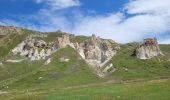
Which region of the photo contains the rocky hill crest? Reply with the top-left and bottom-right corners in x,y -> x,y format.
135,38 -> 163,59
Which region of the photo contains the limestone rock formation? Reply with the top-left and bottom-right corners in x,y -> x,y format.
56,34 -> 70,48
103,63 -> 116,73
44,58 -> 52,65
11,33 -> 119,77
73,35 -> 120,77
0,25 -> 22,35
12,34 -> 71,61
135,38 -> 163,59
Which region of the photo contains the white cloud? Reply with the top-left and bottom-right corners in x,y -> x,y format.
35,0 -> 80,10
70,0 -> 170,43
1,0 -> 170,44
125,0 -> 170,15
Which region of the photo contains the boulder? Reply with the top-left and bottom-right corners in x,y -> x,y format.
60,57 -> 70,62
56,34 -> 70,48
135,38 -> 163,59
44,58 -> 52,65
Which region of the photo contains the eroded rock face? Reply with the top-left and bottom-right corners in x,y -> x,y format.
12,34 -> 71,61
12,34 -> 119,77
135,38 -> 163,59
73,35 -> 120,77
56,34 -> 70,48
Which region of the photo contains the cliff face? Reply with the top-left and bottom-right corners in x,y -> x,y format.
135,38 -> 163,59
74,35 -> 116,63
11,34 -> 120,77
73,35 -> 120,77
12,35 -> 71,61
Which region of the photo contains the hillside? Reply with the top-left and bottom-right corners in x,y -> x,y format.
0,26 -> 170,100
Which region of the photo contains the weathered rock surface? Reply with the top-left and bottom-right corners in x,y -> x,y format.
56,34 -> 70,48
59,57 -> 70,62
73,35 -> 120,77
0,25 -> 22,35
135,38 -> 163,59
44,58 -> 52,65
12,34 -> 71,61
6,59 -> 25,63
11,34 -> 119,77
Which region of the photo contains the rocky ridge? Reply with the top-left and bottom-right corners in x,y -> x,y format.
12,34 -> 71,61
73,35 -> 120,77
135,38 -> 163,59
11,34 -> 119,77
9,29 -> 164,77
0,25 -> 23,35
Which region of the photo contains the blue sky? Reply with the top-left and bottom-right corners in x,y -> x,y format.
0,0 -> 170,43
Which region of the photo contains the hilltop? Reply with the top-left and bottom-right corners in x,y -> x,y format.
0,26 -> 170,100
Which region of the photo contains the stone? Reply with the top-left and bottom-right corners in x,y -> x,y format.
72,34 -> 120,77
0,62 -> 3,66
60,57 -> 70,62
11,33 -> 119,77
6,59 -> 25,63
56,34 -> 70,48
38,77 -> 43,79
74,34 -> 119,67
135,38 -> 163,59
44,58 -> 52,65
0,26 -> 22,35
103,64 -> 114,73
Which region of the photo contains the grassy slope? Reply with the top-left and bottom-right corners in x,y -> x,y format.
1,78 -> 170,100
0,29 -> 33,61
0,46 -> 103,91
34,32 -> 64,42
0,32 -> 170,100
43,79 -> 170,100
109,44 -> 170,80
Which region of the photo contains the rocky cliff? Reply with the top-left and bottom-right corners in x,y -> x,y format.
11,34 -> 120,77
135,38 -> 163,59
12,34 -> 71,61
73,35 -> 120,77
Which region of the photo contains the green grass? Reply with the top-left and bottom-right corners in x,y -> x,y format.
0,46 -> 103,91
70,35 -> 90,43
160,44 -> 170,59
43,79 -> 170,100
0,28 -> 170,100
1,78 -> 170,100
34,32 -> 64,42
109,44 -> 170,80
0,29 -> 34,61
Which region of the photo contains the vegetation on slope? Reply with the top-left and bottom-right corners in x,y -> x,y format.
109,43 -> 170,80
0,29 -> 35,61
0,27 -> 170,100
0,46 -> 103,91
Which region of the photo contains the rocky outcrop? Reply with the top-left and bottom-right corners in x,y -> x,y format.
12,34 -> 71,61
73,35 -> 120,77
135,38 -> 163,59
59,57 -> 70,62
44,58 -> 52,65
56,34 -> 70,48
0,26 -> 22,35
11,34 -> 119,77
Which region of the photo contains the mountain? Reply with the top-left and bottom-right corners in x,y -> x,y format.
0,26 -> 170,100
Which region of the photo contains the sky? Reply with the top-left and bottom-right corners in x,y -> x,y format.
0,0 -> 170,43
